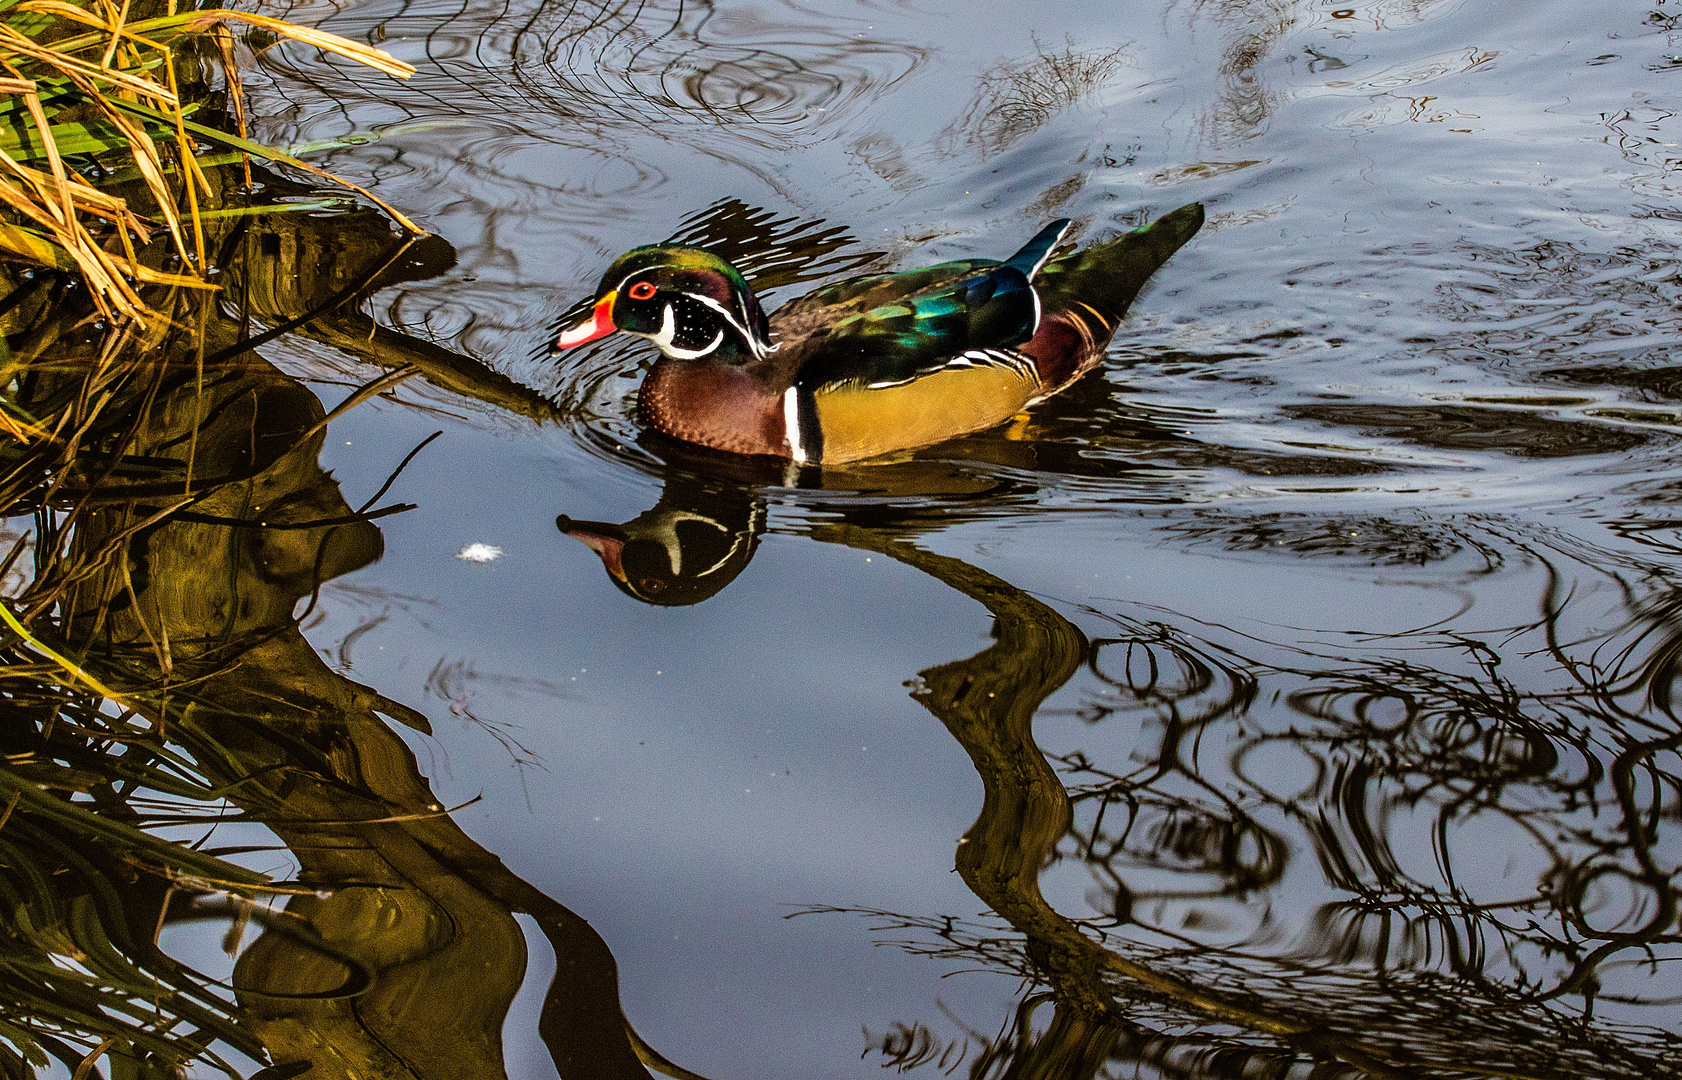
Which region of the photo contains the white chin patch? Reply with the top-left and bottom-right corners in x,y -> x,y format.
651,303 -> 724,360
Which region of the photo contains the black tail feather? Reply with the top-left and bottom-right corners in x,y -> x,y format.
1035,203 -> 1204,335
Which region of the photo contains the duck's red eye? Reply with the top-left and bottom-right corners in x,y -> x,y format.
627,281 -> 656,301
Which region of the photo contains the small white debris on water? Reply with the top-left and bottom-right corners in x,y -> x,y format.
456,543 -> 503,563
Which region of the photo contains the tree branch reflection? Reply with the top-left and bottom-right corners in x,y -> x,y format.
560,470 -> 1682,1078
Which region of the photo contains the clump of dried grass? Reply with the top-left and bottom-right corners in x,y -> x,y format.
0,0 -> 419,324
0,3 -> 424,1075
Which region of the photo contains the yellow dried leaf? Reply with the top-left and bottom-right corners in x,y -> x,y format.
0,220 -> 72,269
174,11 -> 416,79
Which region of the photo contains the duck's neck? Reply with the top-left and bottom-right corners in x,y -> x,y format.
638,359 -> 790,458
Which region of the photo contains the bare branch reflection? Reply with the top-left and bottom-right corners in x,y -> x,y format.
565,472 -> 1682,1077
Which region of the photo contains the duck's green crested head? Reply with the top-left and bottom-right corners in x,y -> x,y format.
555,245 -> 774,363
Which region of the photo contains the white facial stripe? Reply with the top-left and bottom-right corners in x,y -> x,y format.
649,511 -> 722,576
688,292 -> 771,359
650,303 -> 724,360
782,386 -> 807,464
616,262 -> 775,357
652,304 -> 675,348
658,527 -> 684,576
694,525 -> 750,578
667,329 -> 725,360
694,532 -> 746,578
642,511 -> 757,579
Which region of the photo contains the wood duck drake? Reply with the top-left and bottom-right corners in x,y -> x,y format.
555,202 -> 1204,465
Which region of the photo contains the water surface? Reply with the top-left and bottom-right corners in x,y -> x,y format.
168,0 -> 1682,1074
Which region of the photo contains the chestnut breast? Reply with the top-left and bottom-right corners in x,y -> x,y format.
638,361 -> 790,458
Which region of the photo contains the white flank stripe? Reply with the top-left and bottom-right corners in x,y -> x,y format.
783,387 -> 808,464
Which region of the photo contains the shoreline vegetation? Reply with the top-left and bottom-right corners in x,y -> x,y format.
0,0 -> 419,327
0,4 -> 433,1077
0,1 -> 606,1074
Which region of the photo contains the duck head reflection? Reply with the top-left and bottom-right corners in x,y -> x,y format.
557,486 -> 763,605
555,432 -> 1035,606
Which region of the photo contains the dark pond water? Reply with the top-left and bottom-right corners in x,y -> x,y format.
86,0 -> 1682,1075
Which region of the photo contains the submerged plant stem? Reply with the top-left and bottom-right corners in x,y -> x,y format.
0,598 -> 122,701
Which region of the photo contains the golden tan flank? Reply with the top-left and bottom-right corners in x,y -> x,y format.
811,361 -> 1042,463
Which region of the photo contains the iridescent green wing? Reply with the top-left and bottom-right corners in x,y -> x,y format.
787,262 -> 1035,390
790,220 -> 1071,391
779,259 -> 993,314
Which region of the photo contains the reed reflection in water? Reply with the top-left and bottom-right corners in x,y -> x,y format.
0,160 -> 686,1079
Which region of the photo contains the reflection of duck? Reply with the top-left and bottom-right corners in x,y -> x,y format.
557,451 -> 1034,605
558,487 -> 764,606
554,204 -> 1204,464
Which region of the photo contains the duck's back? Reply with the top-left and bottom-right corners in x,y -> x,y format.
769,258 -> 1044,463
767,260 -> 993,350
